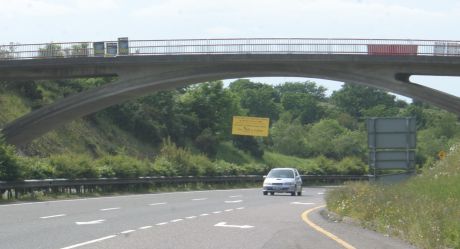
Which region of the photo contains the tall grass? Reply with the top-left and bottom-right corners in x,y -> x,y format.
326,144 -> 460,249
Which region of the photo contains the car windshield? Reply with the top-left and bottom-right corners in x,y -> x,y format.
267,169 -> 294,178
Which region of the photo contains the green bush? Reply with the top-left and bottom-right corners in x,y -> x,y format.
49,153 -> 97,179
0,139 -> 20,181
336,156 -> 368,175
214,160 -> 241,175
151,157 -> 177,176
95,155 -> 148,178
18,157 -> 54,179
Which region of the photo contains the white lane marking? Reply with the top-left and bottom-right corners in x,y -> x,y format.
317,192 -> 325,195
170,219 -> 183,223
149,202 -> 167,206
224,200 -> 243,203
200,213 -> 209,216
139,226 -> 152,230
120,230 -> 135,234
0,188 -> 257,207
185,216 -> 197,219
236,207 -> 245,210
156,222 -> 168,226
229,195 -> 243,198
291,202 -> 316,205
60,235 -> 117,249
225,209 -> 234,212
214,222 -> 254,229
192,198 -> 208,201
75,219 -> 105,225
213,211 -> 222,214
100,207 -> 120,211
40,214 -> 66,219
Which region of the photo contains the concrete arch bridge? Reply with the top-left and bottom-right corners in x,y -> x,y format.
0,38 -> 460,146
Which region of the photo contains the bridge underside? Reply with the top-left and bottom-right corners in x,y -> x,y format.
1,54 -> 460,146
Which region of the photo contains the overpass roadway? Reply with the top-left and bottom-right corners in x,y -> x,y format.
1,38 -> 460,146
0,187 -> 415,249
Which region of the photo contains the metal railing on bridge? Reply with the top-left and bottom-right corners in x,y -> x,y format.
1,38 -> 460,60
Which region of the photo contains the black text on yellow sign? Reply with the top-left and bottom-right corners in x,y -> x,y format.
232,116 -> 270,137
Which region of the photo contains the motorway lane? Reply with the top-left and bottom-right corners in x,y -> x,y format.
0,187 -> 415,249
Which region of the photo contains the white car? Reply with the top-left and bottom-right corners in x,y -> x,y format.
262,168 -> 302,196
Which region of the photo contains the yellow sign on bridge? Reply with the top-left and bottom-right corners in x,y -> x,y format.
232,116 -> 270,137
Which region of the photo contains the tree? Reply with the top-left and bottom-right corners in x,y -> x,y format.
331,83 -> 397,117
275,81 -> 327,100
229,79 -> 281,121
281,92 -> 323,124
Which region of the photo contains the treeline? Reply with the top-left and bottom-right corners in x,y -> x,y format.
1,78 -> 460,181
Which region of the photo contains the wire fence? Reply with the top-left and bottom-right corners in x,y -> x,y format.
1,38 -> 460,60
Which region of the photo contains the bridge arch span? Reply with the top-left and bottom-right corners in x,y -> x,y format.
3,55 -> 460,146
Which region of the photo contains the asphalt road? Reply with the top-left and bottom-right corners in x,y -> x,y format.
0,187 -> 416,249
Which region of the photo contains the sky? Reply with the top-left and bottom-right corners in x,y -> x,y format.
1,0 -> 460,99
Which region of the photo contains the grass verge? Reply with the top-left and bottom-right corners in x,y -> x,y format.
326,145 -> 460,249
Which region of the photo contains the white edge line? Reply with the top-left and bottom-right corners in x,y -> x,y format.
185,216 -> 197,219
225,209 -> 234,212
139,226 -> 152,230
213,211 -> 222,214
120,230 -> 135,234
60,235 -> 117,249
236,207 -> 245,210
40,214 -> 66,219
171,219 -> 183,223
0,188 -> 257,207
156,222 -> 168,226
200,213 -> 209,216
192,198 -> 208,201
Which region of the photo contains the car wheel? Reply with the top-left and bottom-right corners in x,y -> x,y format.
270,192 -> 274,195
297,191 -> 302,196
263,191 -> 268,195
291,192 -> 295,196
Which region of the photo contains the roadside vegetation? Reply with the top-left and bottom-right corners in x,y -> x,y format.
326,144 -> 460,249
1,77 -> 459,182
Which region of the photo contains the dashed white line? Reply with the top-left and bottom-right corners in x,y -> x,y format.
225,209 -> 234,212
170,219 -> 183,223
60,235 -> 117,249
40,214 -> 66,219
224,200 -> 243,203
317,192 -> 325,195
185,216 -> 197,219
213,211 -> 222,214
100,207 -> 121,211
139,226 -> 152,230
75,219 -> 105,225
192,198 -> 208,201
236,207 -> 245,210
156,222 -> 168,226
120,230 -> 135,234
149,202 -> 167,206
200,213 -> 209,216
229,195 -> 243,198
